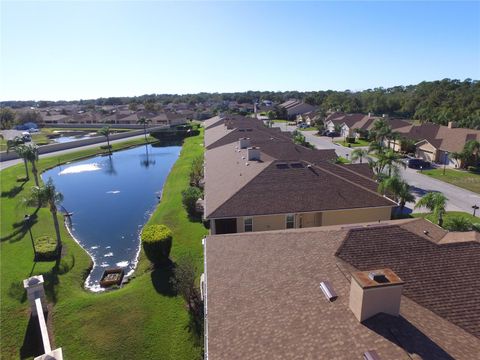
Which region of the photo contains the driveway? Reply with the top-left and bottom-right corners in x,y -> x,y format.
272,123 -> 480,216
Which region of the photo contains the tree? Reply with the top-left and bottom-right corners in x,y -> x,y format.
6,136 -> 24,153
98,125 -> 112,152
137,117 -> 152,142
376,149 -> 406,177
23,144 -> 40,186
378,176 -> 414,213
414,192 -> 448,226
171,254 -> 203,333
444,217 -> 472,232
25,178 -> 64,250
0,107 -> 16,129
14,144 -> 31,180
182,186 -> 203,216
351,148 -> 368,164
189,155 -> 204,188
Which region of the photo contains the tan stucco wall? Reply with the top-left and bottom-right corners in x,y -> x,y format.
321,207 -> 392,226
416,142 -> 437,162
237,214 -> 290,233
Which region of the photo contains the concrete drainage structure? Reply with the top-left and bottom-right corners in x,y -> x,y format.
23,275 -> 63,360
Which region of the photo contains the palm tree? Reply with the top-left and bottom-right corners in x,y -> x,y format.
14,144 -> 30,181
98,126 -> 112,152
414,192 -> 448,226
6,136 -> 24,153
137,117 -> 152,142
377,149 -> 406,177
25,178 -> 64,250
23,143 -> 40,186
351,148 -> 368,164
378,176 -> 415,214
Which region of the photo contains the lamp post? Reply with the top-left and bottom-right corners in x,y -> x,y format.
345,153 -> 349,163
473,205 -> 479,217
24,215 -> 36,260
443,151 -> 449,175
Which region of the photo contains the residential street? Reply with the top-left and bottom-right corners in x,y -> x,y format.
272,123 -> 480,216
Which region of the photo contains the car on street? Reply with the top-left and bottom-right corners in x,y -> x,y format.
325,131 -> 340,138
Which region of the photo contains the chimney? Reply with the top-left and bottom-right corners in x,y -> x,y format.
238,137 -> 251,149
247,147 -> 261,161
448,121 -> 457,129
349,268 -> 404,322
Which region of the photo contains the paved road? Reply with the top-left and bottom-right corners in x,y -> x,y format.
273,123 -> 480,216
0,134 -> 147,171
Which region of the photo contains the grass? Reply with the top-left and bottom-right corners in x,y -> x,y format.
301,127 -> 317,131
334,139 -> 370,147
335,156 -> 351,164
1,131 -> 206,359
421,168 -> 480,194
412,211 -> 479,227
272,119 -> 288,123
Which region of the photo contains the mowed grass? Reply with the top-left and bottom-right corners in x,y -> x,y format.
412,211 -> 479,226
421,168 -> 480,194
1,131 -> 206,359
335,139 -> 370,147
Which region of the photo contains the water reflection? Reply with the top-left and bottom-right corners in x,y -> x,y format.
140,144 -> 156,169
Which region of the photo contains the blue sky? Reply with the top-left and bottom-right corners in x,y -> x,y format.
1,1 -> 479,101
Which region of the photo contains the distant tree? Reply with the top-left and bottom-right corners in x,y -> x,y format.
414,192 -> 448,226
137,117 -> 152,142
128,102 -> 138,111
0,108 -> 16,129
144,101 -> 156,112
17,110 -> 42,125
97,126 -> 112,152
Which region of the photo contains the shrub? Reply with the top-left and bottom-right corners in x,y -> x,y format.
467,166 -> 480,173
346,137 -> 356,144
444,217 -> 473,232
141,225 -> 173,265
34,235 -> 58,260
182,186 -> 203,216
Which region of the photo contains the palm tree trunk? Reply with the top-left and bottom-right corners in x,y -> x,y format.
31,160 -> 39,186
50,205 -> 62,249
23,159 -> 29,180
144,124 -> 148,142
106,136 -> 111,152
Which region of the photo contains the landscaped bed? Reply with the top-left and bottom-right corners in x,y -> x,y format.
421,168 -> 480,194
0,131 -> 206,359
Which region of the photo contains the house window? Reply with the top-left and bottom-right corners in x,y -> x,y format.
244,217 -> 253,232
286,214 -> 295,229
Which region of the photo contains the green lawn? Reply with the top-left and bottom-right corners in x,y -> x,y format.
412,211 -> 479,227
334,139 -> 370,147
272,119 -> 288,123
335,156 -> 351,164
421,168 -> 480,194
1,131 -> 206,359
301,127 -> 317,131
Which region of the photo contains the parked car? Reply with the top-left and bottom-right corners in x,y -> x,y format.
325,131 -> 340,138
297,123 -> 308,129
408,158 -> 431,169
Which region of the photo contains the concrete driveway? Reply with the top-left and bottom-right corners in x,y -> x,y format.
272,123 -> 480,217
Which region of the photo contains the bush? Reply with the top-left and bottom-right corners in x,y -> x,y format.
467,166 -> 480,173
141,225 -> 173,265
444,217 -> 473,232
182,186 -> 203,216
346,137 -> 356,144
34,235 -> 58,260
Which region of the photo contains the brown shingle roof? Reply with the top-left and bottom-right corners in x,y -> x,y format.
205,221 -> 480,359
336,223 -> 480,338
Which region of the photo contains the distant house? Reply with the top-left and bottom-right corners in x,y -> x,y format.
324,113 -> 377,137
279,99 -> 316,118
296,110 -> 320,125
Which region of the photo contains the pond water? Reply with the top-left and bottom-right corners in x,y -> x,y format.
42,143 -> 181,291
53,135 -> 92,143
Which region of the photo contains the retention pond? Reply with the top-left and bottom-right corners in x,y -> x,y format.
42,143 -> 181,291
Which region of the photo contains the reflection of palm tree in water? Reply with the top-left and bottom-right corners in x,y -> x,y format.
140,144 -> 156,169
105,154 -> 117,175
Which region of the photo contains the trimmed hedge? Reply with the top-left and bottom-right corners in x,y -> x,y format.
34,235 -> 58,260
346,137 -> 356,144
141,224 -> 173,265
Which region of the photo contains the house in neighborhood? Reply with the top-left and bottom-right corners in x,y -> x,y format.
295,110 -> 321,125
279,99 -> 316,118
203,218 -> 480,359
203,115 -> 396,235
324,112 -> 378,138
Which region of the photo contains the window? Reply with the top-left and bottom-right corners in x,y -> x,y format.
286,214 -> 295,229
244,217 -> 253,232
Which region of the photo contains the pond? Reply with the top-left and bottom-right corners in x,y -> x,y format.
42,143 -> 181,291
52,135 -> 93,143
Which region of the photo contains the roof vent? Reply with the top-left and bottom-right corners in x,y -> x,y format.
276,163 -> 289,169
238,137 -> 251,149
349,268 -> 404,322
247,147 -> 261,161
424,230 -> 429,236
290,162 -> 304,168
320,281 -> 338,302
363,350 -> 381,360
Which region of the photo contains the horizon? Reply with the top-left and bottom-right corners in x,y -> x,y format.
1,1 -> 479,101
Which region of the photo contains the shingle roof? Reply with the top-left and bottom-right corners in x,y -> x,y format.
336,221 -> 480,338
205,220 -> 480,359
